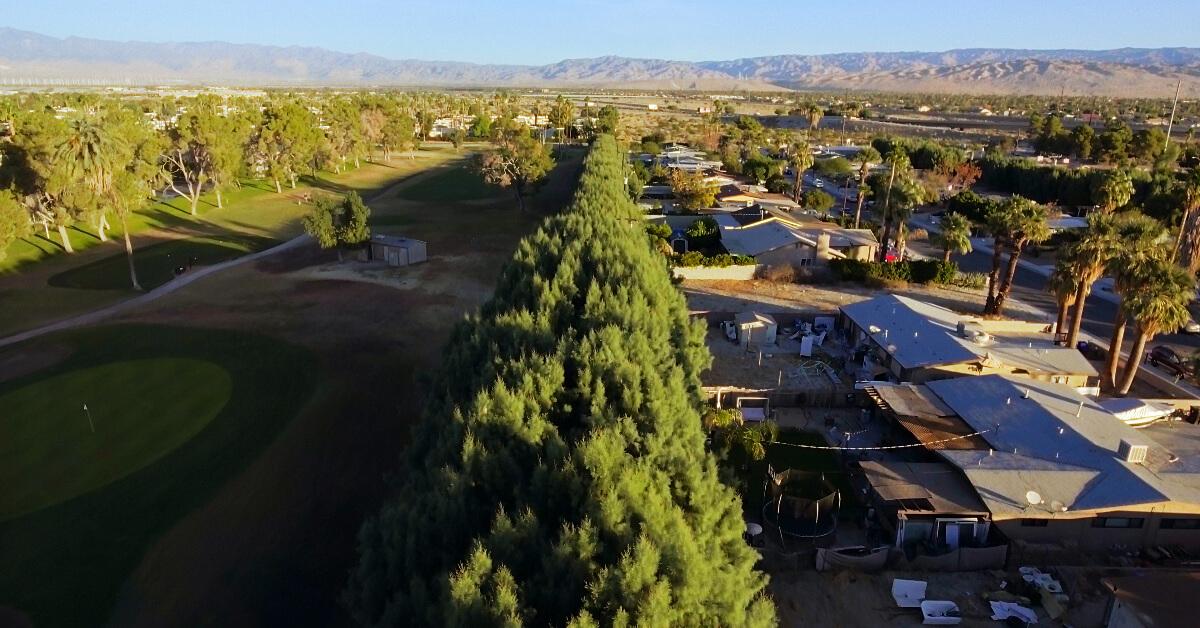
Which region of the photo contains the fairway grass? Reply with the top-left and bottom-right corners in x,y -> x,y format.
396,165 -> 502,202
47,234 -> 275,291
0,358 -> 232,519
0,325 -> 317,628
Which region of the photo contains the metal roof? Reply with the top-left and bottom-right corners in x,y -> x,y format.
370,234 -> 425,247
841,294 -> 1096,377
925,375 -> 1200,517
861,461 -> 989,515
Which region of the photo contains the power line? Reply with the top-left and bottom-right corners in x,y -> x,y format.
768,428 -> 991,451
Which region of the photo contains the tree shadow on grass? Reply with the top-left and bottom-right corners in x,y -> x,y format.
0,324 -> 319,628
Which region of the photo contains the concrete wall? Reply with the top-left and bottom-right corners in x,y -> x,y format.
672,264 -> 762,280
997,513 -> 1200,552
913,363 -> 1092,388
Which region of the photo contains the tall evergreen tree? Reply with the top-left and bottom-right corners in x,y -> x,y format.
346,135 -> 774,627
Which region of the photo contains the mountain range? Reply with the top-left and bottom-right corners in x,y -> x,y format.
2,27 -> 1199,97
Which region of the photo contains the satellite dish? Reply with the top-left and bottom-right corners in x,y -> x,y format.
868,325 -> 882,334
1025,490 -> 1043,506
1050,500 -> 1067,513
746,523 -> 763,536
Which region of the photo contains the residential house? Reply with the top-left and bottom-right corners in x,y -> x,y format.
714,215 -> 878,268
867,374 -> 1200,551
840,294 -> 1097,388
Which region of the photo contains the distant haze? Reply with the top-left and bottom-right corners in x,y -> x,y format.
2,28 -> 1199,97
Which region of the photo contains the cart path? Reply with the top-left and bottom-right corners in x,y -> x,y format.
0,159 -> 463,349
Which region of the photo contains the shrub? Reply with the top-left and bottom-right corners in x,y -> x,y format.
829,258 -> 873,282
678,251 -> 705,267
831,258 -> 956,285
760,264 -> 797,283
950,271 -> 987,290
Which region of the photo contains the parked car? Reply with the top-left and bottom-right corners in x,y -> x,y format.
1181,318 -> 1200,334
1150,345 -> 1192,377
814,178 -> 824,188
1076,341 -> 1106,361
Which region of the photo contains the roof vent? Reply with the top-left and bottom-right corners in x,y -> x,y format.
1118,439 -> 1148,464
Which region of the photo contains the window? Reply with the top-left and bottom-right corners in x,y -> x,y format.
1160,518 -> 1200,530
1020,519 -> 1049,527
796,257 -> 814,267
1092,517 -> 1144,529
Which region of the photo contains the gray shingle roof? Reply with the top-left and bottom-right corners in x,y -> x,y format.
926,375 -> 1200,517
841,294 -> 1096,377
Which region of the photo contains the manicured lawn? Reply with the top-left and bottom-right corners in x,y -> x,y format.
396,165 -> 502,202
0,358 -> 232,519
0,325 -> 317,628
48,234 -> 275,291
0,152 -> 465,274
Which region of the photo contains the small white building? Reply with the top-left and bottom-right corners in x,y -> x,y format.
735,312 -> 777,347
369,235 -> 427,267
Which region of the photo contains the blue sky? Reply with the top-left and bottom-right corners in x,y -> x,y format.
5,0 -> 1199,65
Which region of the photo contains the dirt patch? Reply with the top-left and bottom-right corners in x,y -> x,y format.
95,152 -> 574,628
682,279 -> 1049,322
0,343 -> 73,383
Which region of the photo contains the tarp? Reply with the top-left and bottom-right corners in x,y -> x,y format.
1098,398 -> 1175,427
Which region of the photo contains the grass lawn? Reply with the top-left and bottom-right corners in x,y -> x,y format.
0,325 -> 317,628
48,234 -> 276,291
0,358 -> 232,519
396,165 -> 503,202
0,152 -> 465,274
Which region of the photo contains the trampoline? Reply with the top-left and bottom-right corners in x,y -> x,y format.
762,466 -> 841,542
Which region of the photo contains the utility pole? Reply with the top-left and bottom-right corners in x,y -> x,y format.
1165,79 -> 1183,154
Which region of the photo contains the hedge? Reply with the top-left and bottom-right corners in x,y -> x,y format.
829,258 -> 957,285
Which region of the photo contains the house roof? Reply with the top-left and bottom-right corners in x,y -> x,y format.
735,311 -> 776,327
370,235 -> 425,247
925,375 -> 1200,518
840,294 -> 1096,377
795,227 -> 879,249
861,461 -> 989,515
714,215 -> 851,260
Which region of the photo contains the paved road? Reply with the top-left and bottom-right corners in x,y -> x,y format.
907,210 -> 1200,360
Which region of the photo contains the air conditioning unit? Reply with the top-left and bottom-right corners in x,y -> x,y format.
1118,439 -> 1148,464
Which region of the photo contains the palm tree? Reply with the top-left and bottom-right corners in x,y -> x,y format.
1092,168 -> 1134,213
55,118 -> 120,242
1171,166 -> 1200,270
939,211 -> 973,263
807,104 -> 823,136
1064,212 -> 1122,347
1116,259 -> 1195,395
1103,214 -> 1166,388
852,146 -> 880,229
1047,255 -> 1081,340
876,150 -> 911,262
789,140 -> 814,205
987,197 -> 1050,316
702,408 -> 779,466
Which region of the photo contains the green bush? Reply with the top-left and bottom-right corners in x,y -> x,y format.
934,260 -> 959,285
950,271 -> 987,289
830,258 -> 956,285
674,251 -> 755,267
829,258 -> 873,282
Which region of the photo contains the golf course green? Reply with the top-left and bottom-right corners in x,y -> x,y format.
0,358 -> 232,519
0,324 -> 317,628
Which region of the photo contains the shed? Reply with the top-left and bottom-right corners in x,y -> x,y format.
369,235 -> 427,267
735,312 -> 777,346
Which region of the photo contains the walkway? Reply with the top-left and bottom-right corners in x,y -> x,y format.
0,158 -> 464,349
